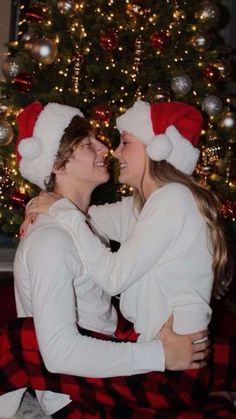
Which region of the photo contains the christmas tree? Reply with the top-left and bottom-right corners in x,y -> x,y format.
0,0 -> 235,248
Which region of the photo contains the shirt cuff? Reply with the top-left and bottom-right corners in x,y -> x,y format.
132,340 -> 165,373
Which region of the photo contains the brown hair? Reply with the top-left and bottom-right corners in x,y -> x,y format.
44,115 -> 93,191
133,160 -> 231,299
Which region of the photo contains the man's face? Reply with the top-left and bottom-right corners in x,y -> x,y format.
61,135 -> 110,188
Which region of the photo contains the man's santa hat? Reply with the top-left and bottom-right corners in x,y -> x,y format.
16,102 -> 84,188
116,101 -> 203,175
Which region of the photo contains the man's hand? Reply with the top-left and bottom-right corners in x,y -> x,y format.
159,316 -> 210,370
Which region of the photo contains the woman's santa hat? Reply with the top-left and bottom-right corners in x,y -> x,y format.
16,102 -> 84,188
116,101 -> 203,175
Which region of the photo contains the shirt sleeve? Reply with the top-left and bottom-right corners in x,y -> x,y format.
88,197 -> 134,242
48,188 -> 183,296
25,226 -> 165,377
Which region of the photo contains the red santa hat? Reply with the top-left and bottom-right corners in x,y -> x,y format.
116,101 -> 203,175
16,102 -> 84,188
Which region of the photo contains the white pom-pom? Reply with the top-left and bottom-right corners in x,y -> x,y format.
146,134 -> 173,161
18,137 -> 42,160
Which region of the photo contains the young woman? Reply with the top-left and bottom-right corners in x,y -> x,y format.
0,102 -> 209,419
27,101 -> 230,342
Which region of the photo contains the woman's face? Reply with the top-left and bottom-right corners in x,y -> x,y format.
113,131 -> 149,189
63,135 -> 109,187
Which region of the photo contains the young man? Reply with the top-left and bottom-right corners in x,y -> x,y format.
0,102 -> 208,418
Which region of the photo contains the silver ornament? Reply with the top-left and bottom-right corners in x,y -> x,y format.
31,38 -> 58,65
171,75 -> 192,96
202,95 -> 223,116
218,111 -> 236,130
0,119 -> 14,146
58,0 -> 74,14
197,2 -> 220,25
191,32 -> 211,52
2,57 -> 21,79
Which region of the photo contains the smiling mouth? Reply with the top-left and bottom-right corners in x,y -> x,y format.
119,162 -> 127,169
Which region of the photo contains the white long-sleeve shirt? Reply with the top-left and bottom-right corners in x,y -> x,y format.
48,183 -> 214,343
0,214 -> 165,417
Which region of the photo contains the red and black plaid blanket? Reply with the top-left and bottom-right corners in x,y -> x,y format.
0,318 -> 235,418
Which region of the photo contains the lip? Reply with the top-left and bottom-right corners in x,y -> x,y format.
119,162 -> 127,169
94,161 -> 105,167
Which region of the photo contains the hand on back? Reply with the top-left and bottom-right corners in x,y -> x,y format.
19,191 -> 62,237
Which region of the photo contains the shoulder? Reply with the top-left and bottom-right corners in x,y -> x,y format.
152,183 -> 195,206
21,219 -> 76,261
142,183 -> 197,221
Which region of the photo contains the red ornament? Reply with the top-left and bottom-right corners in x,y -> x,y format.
203,65 -> 221,83
25,6 -> 43,23
100,31 -> 119,51
92,105 -> 112,122
13,72 -> 33,92
10,191 -> 28,208
221,200 -> 236,220
149,32 -> 170,50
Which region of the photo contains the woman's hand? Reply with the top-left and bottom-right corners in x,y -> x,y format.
19,192 -> 62,238
19,212 -> 38,238
26,191 -> 62,216
159,316 -> 210,370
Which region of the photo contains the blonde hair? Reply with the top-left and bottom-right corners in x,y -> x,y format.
133,160 -> 231,299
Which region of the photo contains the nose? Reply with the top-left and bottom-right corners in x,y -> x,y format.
93,138 -> 109,155
113,143 -> 122,158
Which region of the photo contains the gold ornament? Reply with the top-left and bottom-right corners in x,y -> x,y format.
218,111 -> 236,131
0,119 -> 14,146
31,38 -> 58,65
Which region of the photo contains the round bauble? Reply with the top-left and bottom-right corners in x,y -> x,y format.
2,57 -> 21,79
0,120 -> 14,146
100,31 -> 119,51
218,111 -> 236,130
203,64 -> 221,82
31,38 -> 58,65
171,75 -> 192,96
150,32 -> 170,50
92,105 -> 112,122
196,2 -> 219,26
202,95 -> 223,116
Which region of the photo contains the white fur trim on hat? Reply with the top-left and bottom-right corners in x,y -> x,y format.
19,103 -> 84,189
165,126 -> 200,174
146,134 -> 173,161
116,101 -> 200,175
116,101 -> 153,145
18,137 -> 42,159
